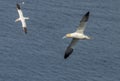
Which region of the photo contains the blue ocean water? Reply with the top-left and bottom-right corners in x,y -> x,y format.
0,0 -> 120,81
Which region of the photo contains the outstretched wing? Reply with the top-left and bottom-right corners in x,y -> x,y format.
68,38 -> 79,48
64,38 -> 79,59
16,4 -> 23,17
76,11 -> 90,34
23,27 -> 27,34
15,18 -> 20,22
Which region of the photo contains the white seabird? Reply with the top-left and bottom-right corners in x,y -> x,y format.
15,3 -> 29,34
63,11 -> 91,59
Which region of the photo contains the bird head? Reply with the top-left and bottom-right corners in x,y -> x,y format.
63,33 -> 72,39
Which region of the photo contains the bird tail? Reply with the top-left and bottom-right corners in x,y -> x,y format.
80,11 -> 90,22
24,17 -> 29,20
23,27 -> 27,34
64,47 -> 73,59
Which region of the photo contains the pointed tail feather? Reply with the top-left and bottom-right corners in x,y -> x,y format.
64,47 -> 73,59
15,18 -> 20,22
23,27 -> 27,34
24,17 -> 29,20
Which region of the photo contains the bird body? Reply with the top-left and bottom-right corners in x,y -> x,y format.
65,32 -> 90,39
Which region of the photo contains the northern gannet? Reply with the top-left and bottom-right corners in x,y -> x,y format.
15,3 -> 29,34
63,11 -> 91,59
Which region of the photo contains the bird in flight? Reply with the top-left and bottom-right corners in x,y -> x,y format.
15,3 -> 29,34
63,11 -> 91,59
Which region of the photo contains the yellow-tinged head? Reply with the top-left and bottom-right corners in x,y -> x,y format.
66,33 -> 72,38
63,33 -> 72,39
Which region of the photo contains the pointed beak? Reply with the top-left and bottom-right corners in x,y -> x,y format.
62,36 -> 66,39
90,37 -> 93,40
89,36 -> 93,40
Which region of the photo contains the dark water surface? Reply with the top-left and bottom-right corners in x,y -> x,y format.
0,0 -> 120,81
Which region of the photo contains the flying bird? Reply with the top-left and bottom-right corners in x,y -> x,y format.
63,11 -> 91,59
15,3 -> 29,34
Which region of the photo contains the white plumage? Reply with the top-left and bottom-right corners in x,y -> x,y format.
15,3 -> 29,34
63,11 -> 91,59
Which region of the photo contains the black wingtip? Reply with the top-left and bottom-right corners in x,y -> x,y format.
85,11 -> 90,17
84,11 -> 90,21
81,11 -> 90,22
23,27 -> 27,34
16,3 -> 21,9
64,47 -> 73,59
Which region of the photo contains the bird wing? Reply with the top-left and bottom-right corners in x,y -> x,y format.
23,27 -> 27,34
68,38 -> 79,48
76,11 -> 90,34
64,38 -> 79,59
21,20 -> 27,27
16,4 -> 23,17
